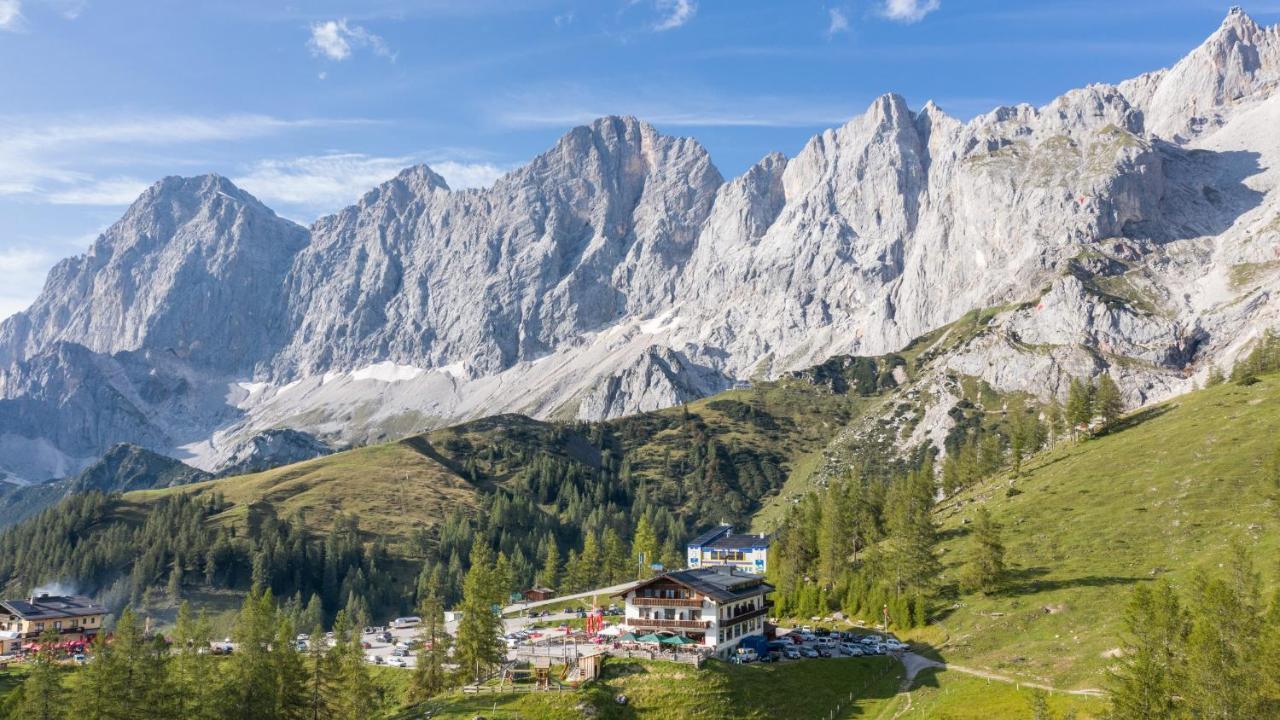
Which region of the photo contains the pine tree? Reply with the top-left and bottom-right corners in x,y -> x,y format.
962,507 -> 1005,594
1182,544 -> 1265,718
536,539 -> 561,590
329,611 -> 377,720
601,528 -> 629,585
454,544 -> 504,683
1109,580 -> 1187,719
1065,378 -> 1094,431
21,628 -> 67,720
1027,689 -> 1052,720
270,615 -> 308,719
303,623 -> 336,720
1206,364 -> 1226,386
407,592 -> 451,705
632,515 -> 660,579
878,464 -> 941,602
493,551 -> 515,605
300,593 -> 324,635
170,602 -> 219,720
69,631 -> 115,720
816,484 -> 852,587
221,588 -> 286,720
575,533 -> 601,590
1094,373 -> 1124,426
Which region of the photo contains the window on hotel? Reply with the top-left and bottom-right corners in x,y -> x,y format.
53,621 -> 61,630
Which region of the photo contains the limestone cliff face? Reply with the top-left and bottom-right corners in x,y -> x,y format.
1,10 -> 1279,481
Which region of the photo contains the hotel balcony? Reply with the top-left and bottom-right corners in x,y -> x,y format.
721,606 -> 769,624
628,617 -> 711,630
630,597 -> 704,608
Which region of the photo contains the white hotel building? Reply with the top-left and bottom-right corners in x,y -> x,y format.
614,566 -> 773,659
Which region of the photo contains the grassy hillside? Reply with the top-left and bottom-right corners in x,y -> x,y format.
927,374 -> 1280,690
129,359 -> 892,549
888,668 -> 1106,719
409,657 -> 903,720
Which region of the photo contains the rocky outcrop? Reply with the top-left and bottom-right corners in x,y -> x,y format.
215,428 -> 332,477
0,444 -> 208,528
0,10 -> 1278,481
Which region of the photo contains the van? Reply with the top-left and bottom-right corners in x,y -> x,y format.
390,616 -> 421,629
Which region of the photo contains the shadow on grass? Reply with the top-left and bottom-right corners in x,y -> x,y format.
996,566 -> 1140,596
938,526 -> 971,542
1094,404 -> 1174,438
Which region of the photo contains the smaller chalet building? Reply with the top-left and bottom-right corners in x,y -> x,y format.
686,524 -> 771,575
0,594 -> 107,651
616,566 -> 772,658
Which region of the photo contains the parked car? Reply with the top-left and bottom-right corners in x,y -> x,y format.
839,643 -> 864,656
885,639 -> 908,652
816,646 -> 834,658
759,651 -> 780,663
783,647 -> 802,660
800,647 -> 820,659
387,657 -> 407,667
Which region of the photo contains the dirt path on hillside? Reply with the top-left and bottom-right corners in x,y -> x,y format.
898,652 -> 1105,697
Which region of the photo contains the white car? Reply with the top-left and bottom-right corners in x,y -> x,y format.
839,643 -> 864,656
387,657 -> 407,667
885,640 -> 908,652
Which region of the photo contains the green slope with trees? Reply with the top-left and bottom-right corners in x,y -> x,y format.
0,352 -> 901,625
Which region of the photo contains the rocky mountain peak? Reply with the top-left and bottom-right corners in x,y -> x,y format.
1120,6 -> 1279,142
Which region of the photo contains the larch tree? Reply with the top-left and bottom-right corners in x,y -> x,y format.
631,515 -> 660,579
454,544 -> 505,683
21,628 -> 67,720
407,592 -> 452,705
1094,373 -> 1124,426
962,507 -> 1006,594
1108,580 -> 1187,720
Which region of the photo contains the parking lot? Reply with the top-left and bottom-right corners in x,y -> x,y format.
749,627 -> 909,664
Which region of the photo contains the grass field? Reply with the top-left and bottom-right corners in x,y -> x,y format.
413,657 -> 903,720
928,374 -> 1280,689
885,668 -> 1107,719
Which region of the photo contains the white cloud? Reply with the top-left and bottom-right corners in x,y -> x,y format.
653,0 -> 695,31
308,19 -> 393,61
233,153 -> 508,219
0,113 -> 370,204
826,8 -> 850,36
0,246 -> 60,319
882,0 -> 939,23
553,11 -> 574,27
429,160 -> 507,190
0,0 -> 23,31
44,177 -> 149,205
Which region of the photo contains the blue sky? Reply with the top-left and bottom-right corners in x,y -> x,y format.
0,0 -> 1273,318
